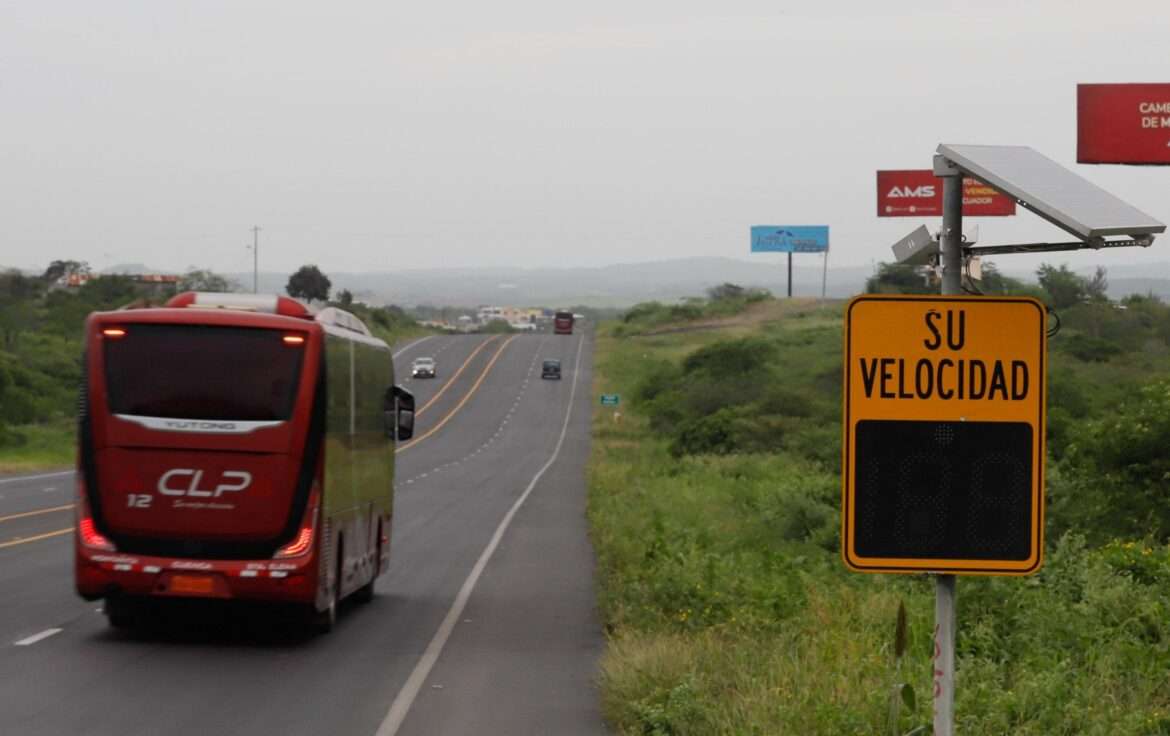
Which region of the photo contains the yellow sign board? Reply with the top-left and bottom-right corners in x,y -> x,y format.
842,295 -> 1046,575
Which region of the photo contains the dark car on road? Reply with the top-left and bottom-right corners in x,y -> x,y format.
541,359 -> 561,380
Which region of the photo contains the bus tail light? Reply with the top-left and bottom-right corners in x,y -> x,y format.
282,334 -> 306,346
274,485 -> 320,559
101,327 -> 127,339
77,488 -> 115,552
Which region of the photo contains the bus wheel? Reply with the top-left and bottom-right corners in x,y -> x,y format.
311,540 -> 342,634
311,595 -> 336,634
104,596 -> 137,629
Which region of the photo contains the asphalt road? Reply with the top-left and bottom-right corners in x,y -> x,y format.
0,331 -> 606,736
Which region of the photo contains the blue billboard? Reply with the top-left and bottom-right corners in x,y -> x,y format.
750,225 -> 829,253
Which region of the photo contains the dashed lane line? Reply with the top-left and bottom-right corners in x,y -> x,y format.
14,628 -> 62,646
397,339 -> 548,485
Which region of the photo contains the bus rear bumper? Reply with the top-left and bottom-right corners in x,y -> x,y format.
76,547 -> 317,604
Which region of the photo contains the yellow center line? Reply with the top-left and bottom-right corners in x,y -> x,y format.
0,527 -> 72,550
398,335 -> 518,453
0,504 -> 74,524
416,336 -> 499,418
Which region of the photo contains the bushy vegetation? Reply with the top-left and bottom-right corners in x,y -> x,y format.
590,282 -> 1170,734
614,283 -> 770,336
0,270 -> 144,468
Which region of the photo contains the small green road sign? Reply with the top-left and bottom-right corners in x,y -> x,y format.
600,394 -> 620,407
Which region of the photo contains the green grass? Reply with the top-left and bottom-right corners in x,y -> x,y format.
588,299 -> 1170,735
0,421 -> 74,473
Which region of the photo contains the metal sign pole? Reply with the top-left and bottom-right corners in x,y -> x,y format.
821,244 -> 829,300
932,156 -> 963,736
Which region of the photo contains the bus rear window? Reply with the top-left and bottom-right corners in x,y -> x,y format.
103,324 -> 306,421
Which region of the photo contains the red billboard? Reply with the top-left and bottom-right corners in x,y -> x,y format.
1078,83 -> 1170,165
876,170 -> 1016,217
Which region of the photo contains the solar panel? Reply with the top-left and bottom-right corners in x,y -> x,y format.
937,144 -> 1165,240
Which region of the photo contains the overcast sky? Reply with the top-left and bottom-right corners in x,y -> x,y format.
2,1 -> 1169,278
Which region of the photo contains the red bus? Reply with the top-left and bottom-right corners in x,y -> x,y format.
75,292 -> 415,632
554,311 -> 574,335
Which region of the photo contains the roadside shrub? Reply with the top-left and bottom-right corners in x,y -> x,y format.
1056,379 -> 1170,542
623,301 -> 667,324
635,360 -> 682,403
682,336 -> 775,376
669,408 -> 738,457
1061,333 -> 1123,362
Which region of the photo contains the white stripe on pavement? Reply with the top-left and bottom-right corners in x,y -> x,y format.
0,471 -> 74,485
392,336 -> 435,359
14,628 -> 62,646
375,333 -> 586,736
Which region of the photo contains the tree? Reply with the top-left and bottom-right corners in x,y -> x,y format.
1036,263 -> 1088,309
336,289 -> 354,308
286,265 -> 331,303
0,270 -> 42,349
1085,266 -> 1109,302
865,263 -> 935,295
706,283 -> 746,301
41,260 -> 90,284
179,268 -> 237,293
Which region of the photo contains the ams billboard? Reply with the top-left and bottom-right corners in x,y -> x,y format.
877,170 -> 1016,217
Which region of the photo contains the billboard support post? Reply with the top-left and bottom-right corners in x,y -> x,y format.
933,154 -> 965,736
821,244 -> 829,300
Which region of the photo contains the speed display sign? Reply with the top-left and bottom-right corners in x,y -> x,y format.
842,295 -> 1047,575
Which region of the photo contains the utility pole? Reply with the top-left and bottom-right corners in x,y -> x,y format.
932,154 -> 963,736
251,226 -> 261,293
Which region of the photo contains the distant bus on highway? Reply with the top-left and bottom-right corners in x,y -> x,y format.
554,311 -> 574,335
74,292 -> 415,632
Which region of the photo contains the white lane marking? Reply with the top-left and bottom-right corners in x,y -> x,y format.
375,332 -> 585,736
392,335 -> 435,359
15,628 -> 62,646
398,334 -> 551,488
43,487 -> 57,493
0,471 -> 74,486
